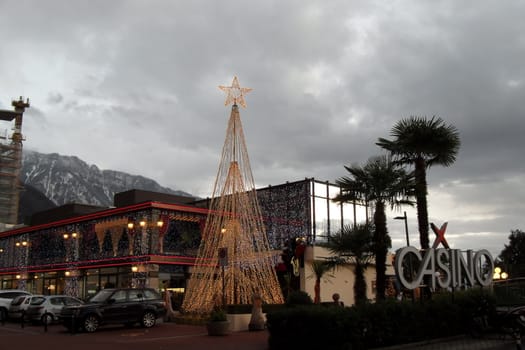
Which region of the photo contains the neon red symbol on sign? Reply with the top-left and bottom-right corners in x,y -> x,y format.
431,222 -> 449,249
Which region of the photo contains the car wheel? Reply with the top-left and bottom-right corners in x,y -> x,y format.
83,315 -> 99,333
141,311 -> 156,328
41,313 -> 54,325
0,308 -> 6,321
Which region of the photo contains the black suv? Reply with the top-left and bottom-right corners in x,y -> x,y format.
59,288 -> 166,332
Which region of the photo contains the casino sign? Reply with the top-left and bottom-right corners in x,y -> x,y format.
394,222 -> 494,290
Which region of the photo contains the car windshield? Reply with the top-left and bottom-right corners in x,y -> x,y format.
10,296 -> 26,306
88,289 -> 114,303
29,297 -> 46,305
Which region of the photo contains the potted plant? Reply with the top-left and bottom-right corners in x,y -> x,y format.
206,308 -> 231,336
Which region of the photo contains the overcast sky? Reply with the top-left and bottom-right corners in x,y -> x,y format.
0,0 -> 523,260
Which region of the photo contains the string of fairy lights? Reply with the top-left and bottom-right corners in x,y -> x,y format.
182,78 -> 284,314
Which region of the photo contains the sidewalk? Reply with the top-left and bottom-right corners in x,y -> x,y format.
157,324 -> 269,350
375,334 -> 518,350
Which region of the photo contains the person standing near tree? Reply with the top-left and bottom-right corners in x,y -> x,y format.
332,293 -> 344,307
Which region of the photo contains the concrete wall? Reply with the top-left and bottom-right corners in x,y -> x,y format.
301,246 -> 395,305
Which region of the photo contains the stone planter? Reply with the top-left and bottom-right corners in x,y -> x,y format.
206,320 -> 231,336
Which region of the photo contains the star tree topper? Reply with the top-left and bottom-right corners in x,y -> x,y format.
219,76 -> 252,108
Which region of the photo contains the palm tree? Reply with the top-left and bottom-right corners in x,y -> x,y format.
323,223 -> 375,305
308,260 -> 334,303
377,116 -> 460,249
334,155 -> 414,300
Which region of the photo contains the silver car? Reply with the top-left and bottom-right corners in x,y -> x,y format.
0,289 -> 32,321
25,295 -> 84,325
8,295 -> 42,320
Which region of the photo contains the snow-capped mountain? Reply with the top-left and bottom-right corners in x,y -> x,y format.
21,149 -> 191,207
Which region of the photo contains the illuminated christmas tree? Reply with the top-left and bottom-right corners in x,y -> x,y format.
182,77 -> 284,314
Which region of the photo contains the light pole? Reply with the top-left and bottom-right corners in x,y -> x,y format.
394,212 -> 414,301
394,211 -> 410,247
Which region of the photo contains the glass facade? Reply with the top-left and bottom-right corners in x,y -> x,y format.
310,180 -> 368,243
256,178 -> 368,246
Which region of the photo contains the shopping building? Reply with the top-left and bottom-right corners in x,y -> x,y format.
0,178 -> 382,306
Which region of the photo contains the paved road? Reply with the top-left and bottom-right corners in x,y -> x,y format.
0,320 -> 268,350
0,320 -> 520,350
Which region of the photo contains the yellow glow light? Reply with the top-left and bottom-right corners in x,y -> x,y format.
182,84 -> 284,314
219,76 -> 252,108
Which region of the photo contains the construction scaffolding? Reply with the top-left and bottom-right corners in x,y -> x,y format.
0,97 -> 30,225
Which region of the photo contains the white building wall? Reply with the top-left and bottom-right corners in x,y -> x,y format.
302,245 -> 395,305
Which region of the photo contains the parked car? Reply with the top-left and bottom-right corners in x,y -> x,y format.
60,288 -> 167,333
25,295 -> 84,325
0,289 -> 32,321
8,294 -> 42,320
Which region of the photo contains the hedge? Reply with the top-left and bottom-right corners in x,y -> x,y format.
266,289 -> 496,350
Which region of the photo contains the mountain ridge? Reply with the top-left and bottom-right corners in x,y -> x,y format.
20,149 -> 192,210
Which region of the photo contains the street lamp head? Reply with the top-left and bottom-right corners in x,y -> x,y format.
394,216 -> 405,220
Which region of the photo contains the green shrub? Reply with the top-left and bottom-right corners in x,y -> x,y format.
267,305 -> 360,350
208,308 -> 227,322
267,289 -> 497,349
286,290 -> 313,306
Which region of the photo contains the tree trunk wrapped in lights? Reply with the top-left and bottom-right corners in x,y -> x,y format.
182,77 -> 284,314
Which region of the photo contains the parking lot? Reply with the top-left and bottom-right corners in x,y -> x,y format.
0,320 -> 269,350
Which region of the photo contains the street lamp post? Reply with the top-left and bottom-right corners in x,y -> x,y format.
394,212 -> 414,301
394,211 -> 410,247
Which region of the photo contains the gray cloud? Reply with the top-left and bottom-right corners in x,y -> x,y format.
1,0 -> 524,259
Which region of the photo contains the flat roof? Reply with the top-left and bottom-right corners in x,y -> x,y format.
0,201 -> 209,238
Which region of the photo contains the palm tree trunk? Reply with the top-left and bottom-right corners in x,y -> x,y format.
373,201 -> 387,301
415,157 -> 429,249
314,278 -> 321,304
415,157 -> 432,300
354,261 -> 367,305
